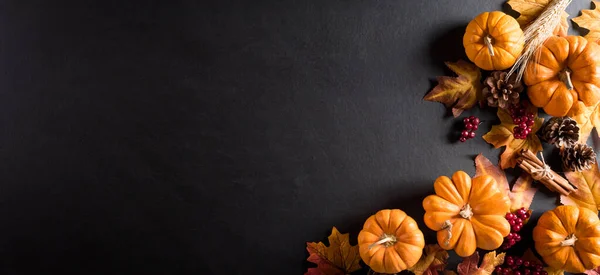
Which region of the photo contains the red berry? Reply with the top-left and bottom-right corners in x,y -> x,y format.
528,113 -> 535,119
519,122 -> 528,128
515,271 -> 522,275
515,235 -> 521,241
535,265 -> 543,271
462,131 -> 469,137
527,120 -> 534,126
541,272 -> 548,275
509,239 -> 516,245
472,117 -> 480,124
465,123 -> 473,130
513,224 -> 522,231
459,137 -> 467,142
523,261 -> 530,267
509,219 -> 516,226
514,117 -> 521,124
506,257 -> 514,265
525,270 -> 531,275
469,131 -> 476,138
506,213 -> 515,220
463,117 -> 470,124
516,218 -> 523,224
517,208 -> 526,215
516,259 -> 523,266
533,271 -> 541,275
472,124 -> 478,130
469,116 -> 475,121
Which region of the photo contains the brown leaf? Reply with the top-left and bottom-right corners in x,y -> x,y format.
585,266 -> 600,275
474,154 -> 538,211
545,267 -> 565,275
482,103 -> 544,169
424,60 -> 482,117
408,244 -> 449,275
561,163 -> 600,214
521,249 -> 542,264
509,173 -> 537,212
457,251 -> 505,275
567,101 -> 600,144
305,227 -> 361,275
507,0 -> 570,36
572,1 -> 600,42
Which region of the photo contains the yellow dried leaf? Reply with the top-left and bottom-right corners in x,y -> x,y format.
474,155 -> 537,211
305,227 -> 361,275
560,164 -> 600,214
482,104 -> 544,169
567,101 -> 600,143
457,251 -> 505,275
408,244 -> 449,275
424,60 -> 482,117
507,0 -> 570,36
572,1 -> 600,42
545,267 -> 565,275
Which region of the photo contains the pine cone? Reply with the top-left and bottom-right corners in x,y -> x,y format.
483,71 -> 523,109
541,116 -> 579,148
561,143 -> 597,172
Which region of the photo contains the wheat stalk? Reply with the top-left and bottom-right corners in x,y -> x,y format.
506,0 -> 572,83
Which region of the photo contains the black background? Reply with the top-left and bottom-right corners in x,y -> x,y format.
0,0 -> 595,274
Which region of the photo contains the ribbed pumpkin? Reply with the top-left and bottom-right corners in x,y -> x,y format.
524,36 -> 600,117
423,171 -> 511,257
358,209 -> 425,274
463,11 -> 524,71
533,205 -> 600,273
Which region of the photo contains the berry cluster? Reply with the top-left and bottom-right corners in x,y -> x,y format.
509,104 -> 535,139
494,255 -> 547,275
460,116 -> 480,142
501,207 -> 530,250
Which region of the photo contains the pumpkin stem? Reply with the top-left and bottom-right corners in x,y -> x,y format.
442,220 -> 453,246
484,35 -> 495,57
560,234 -> 578,247
559,69 -> 574,90
368,233 -> 397,249
459,204 -> 473,220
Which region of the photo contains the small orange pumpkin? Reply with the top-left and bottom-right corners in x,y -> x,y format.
358,209 -> 425,274
463,11 -> 524,71
423,171 -> 511,257
533,205 -> 600,273
524,36 -> 600,117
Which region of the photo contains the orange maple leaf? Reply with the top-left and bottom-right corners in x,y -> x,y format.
474,154 -> 537,212
560,163 -> 600,214
305,227 -> 361,275
572,1 -> 600,42
567,101 -> 600,144
507,0 -> 569,36
482,104 -> 543,169
408,244 -> 449,275
424,60 -> 482,117
457,251 -> 505,275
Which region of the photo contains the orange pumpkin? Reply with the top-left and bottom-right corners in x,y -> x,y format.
533,205 -> 600,273
463,11 -> 524,71
358,209 -> 425,274
423,171 -> 511,257
524,36 -> 600,117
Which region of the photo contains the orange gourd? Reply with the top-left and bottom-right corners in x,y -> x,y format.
358,209 -> 425,274
463,11 -> 524,71
524,36 -> 600,117
533,205 -> 600,273
423,171 -> 511,257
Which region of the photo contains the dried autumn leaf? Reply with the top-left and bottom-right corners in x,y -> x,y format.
509,173 -> 537,211
305,227 -> 361,275
474,154 -> 537,211
507,0 -> 569,36
457,251 -> 505,275
567,101 -> 600,143
545,267 -> 565,275
424,60 -> 482,117
572,1 -> 600,42
585,266 -> 600,275
560,163 -> 600,214
408,244 -> 449,275
482,103 -> 544,169
521,248 -> 542,264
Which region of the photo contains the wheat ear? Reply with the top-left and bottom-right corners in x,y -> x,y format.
506,0 -> 572,83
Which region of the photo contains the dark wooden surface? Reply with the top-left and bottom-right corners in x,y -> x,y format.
0,0 -> 594,274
